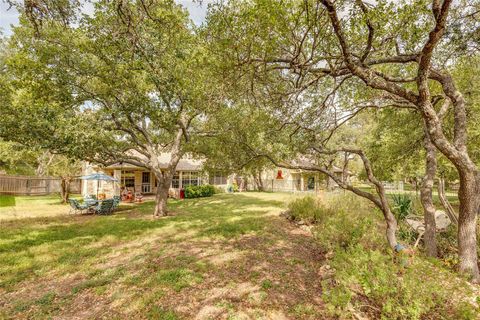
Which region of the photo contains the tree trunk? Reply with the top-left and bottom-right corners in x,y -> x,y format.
420,133 -> 437,257
60,177 -> 71,204
457,171 -> 480,282
154,181 -> 170,217
376,185 -> 398,250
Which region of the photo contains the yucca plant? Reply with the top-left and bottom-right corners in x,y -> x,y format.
391,193 -> 412,221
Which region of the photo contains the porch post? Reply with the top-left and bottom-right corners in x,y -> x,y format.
179,171 -> 183,189
113,169 -> 121,196
300,174 -> 305,191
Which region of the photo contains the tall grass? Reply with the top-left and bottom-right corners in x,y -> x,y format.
287,193 -> 478,319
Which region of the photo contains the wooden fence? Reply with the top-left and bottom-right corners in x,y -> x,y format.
0,175 -> 81,195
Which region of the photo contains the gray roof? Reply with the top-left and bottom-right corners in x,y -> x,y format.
104,152 -> 204,171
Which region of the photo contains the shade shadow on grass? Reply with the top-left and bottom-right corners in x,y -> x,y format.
0,193 -> 287,289
0,195 -> 16,208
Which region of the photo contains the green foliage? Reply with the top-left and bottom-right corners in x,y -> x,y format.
290,195 -> 480,319
289,194 -> 380,251
391,194 -> 413,221
288,196 -> 332,225
324,246 -> 478,319
184,184 -> 215,199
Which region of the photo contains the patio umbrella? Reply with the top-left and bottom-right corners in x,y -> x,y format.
80,173 -> 118,198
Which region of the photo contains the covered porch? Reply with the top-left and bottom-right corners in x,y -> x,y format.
81,164 -> 203,198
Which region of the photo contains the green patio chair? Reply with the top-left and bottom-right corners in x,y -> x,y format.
68,199 -> 89,214
94,199 -> 115,215
112,196 -> 121,211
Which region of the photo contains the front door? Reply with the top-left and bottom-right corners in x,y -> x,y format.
142,172 -> 151,193
307,176 -> 315,191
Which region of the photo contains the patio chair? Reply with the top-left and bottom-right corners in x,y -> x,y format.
112,196 -> 121,210
406,210 -> 451,248
68,199 -> 89,214
94,199 -> 115,215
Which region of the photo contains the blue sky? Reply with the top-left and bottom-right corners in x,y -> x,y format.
0,0 -> 212,36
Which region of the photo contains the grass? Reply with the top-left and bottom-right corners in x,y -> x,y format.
0,192 -> 325,319
0,194 -> 16,207
0,194 -> 82,220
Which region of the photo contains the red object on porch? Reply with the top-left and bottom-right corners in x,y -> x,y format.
276,170 -> 284,179
180,188 -> 185,199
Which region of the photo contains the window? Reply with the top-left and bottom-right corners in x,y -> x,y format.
121,171 -> 135,188
181,171 -> 199,187
171,173 -> 180,188
209,172 -> 227,185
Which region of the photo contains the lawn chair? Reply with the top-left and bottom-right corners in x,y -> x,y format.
93,199 -> 115,215
112,196 -> 121,211
406,210 -> 451,248
68,199 -> 89,214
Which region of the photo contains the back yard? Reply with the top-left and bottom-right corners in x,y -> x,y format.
0,193 -> 327,319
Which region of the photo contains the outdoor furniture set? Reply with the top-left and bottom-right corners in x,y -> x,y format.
69,195 -> 121,215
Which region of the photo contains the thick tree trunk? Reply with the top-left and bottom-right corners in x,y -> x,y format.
420,133 -> 437,257
457,171 -> 480,282
153,181 -> 170,217
255,171 -> 264,191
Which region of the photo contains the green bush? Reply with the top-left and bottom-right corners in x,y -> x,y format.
184,185 -> 215,199
288,196 -> 333,225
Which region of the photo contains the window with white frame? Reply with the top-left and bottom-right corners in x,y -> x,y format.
171,173 -> 180,188
181,171 -> 199,187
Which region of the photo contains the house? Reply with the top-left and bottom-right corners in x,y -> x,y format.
81,153 -> 229,198
82,153 -> 352,197
257,165 -> 351,192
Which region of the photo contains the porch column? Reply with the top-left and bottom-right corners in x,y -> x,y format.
113,169 -> 121,196
179,171 -> 183,189
300,174 -> 305,191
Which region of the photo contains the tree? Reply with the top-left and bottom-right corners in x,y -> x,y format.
206,0 -> 480,279
2,0 -> 220,216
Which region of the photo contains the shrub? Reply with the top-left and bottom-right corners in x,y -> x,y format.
287,196 -> 334,225
391,193 -> 413,221
184,185 -> 215,199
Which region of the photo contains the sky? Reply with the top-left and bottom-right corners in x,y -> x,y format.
0,0 -> 212,36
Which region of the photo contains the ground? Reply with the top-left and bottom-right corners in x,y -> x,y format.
0,192 -> 329,319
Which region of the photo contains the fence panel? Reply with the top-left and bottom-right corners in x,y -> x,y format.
0,175 -> 82,195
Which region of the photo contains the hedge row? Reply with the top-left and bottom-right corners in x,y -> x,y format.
184,184 -> 215,198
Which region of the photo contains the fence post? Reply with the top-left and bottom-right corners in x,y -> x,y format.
26,179 -> 31,195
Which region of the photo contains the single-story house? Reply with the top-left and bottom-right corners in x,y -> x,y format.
81,153 -> 352,197
81,153 -> 229,198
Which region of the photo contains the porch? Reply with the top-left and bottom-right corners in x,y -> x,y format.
81,167 -> 203,198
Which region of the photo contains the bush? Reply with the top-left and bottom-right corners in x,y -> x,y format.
184,185 -> 215,199
288,196 -> 333,225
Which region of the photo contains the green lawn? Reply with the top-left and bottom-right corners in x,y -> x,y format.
0,194 -> 83,220
0,192 -> 325,319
